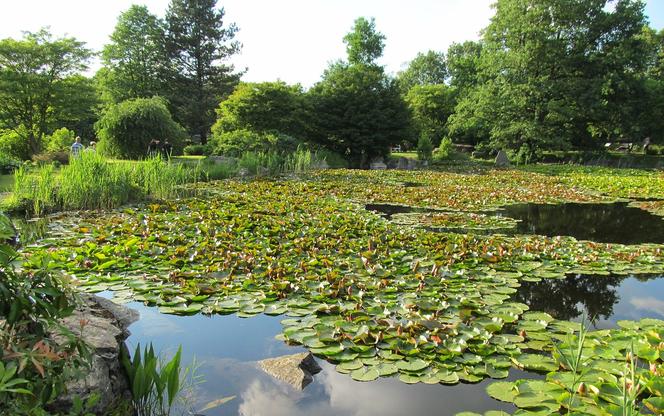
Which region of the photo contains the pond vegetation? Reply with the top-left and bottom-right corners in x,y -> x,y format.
14,165 -> 664,414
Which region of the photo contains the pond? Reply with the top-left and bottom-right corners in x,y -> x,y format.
499,202 -> 664,244
114,271 -> 664,416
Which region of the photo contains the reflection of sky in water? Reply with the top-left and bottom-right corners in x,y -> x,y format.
123,300 -> 521,416
594,276 -> 664,329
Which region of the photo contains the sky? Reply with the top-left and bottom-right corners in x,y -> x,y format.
0,0 -> 663,87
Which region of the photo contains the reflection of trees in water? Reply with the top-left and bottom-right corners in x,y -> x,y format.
514,274 -> 624,322
504,203 -> 664,245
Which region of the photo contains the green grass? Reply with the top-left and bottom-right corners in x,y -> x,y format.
391,151 -> 418,159
4,152 -> 195,216
0,174 -> 14,193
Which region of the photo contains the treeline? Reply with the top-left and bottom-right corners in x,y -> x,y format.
1,0 -> 663,168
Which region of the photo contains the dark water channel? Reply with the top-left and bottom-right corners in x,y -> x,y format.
499,202 -> 664,244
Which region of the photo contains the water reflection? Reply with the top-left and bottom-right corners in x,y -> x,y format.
514,274 -> 664,328
499,202 -> 664,244
123,300 -> 520,416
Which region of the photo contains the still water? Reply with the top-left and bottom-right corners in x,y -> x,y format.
116,272 -> 664,416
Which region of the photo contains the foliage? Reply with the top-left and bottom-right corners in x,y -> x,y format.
182,144 -> 211,156
0,127 -> 32,161
456,0 -> 650,152
0,213 -> 90,414
98,5 -> 169,104
397,50 -> 447,92
211,129 -> 302,157
95,97 -> 186,159
0,152 -> 20,174
0,29 -> 93,156
5,152 -> 194,216
406,84 -> 456,145
121,343 -> 187,416
416,134 -> 433,162
164,0 -> 242,143
309,63 -> 410,167
44,128 -> 76,153
343,17 -> 385,66
31,151 -> 69,166
432,137 -> 453,162
211,81 -> 309,139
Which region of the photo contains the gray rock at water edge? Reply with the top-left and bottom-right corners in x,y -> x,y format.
49,295 -> 138,415
258,352 -> 322,390
394,157 -> 420,170
370,157 -> 387,170
311,159 -> 330,170
209,155 -> 238,165
495,150 -> 511,168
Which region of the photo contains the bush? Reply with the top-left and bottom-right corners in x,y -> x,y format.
0,128 -> 30,160
44,127 -> 75,153
211,129 -> 303,157
417,134 -> 434,162
31,151 -> 69,165
0,153 -> 21,174
433,137 -> 453,161
183,144 -> 211,156
95,97 -> 186,159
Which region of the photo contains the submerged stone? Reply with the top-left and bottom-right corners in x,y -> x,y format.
258,352 -> 322,390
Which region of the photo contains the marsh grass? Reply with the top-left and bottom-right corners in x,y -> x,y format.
6,152 -> 195,216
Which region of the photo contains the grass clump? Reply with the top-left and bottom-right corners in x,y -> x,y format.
6,152 -> 194,216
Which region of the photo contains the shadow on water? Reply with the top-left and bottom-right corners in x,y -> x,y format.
365,203 -> 442,220
513,273 -> 664,329
498,202 -> 664,244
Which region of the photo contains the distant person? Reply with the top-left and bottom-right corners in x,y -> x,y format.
85,141 -> 97,153
71,136 -> 84,157
147,139 -> 160,157
162,140 -> 172,159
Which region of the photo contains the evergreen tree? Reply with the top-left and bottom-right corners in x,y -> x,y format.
165,0 -> 242,143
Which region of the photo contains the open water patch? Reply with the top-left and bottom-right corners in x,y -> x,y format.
497,202 -> 664,244
365,203 -> 443,220
513,273 -> 664,329
120,299 -> 522,416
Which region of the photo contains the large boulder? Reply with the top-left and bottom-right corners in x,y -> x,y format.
49,295 -> 138,414
258,352 -> 322,390
495,150 -> 511,168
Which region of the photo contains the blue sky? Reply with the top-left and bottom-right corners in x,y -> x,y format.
0,0 -> 662,86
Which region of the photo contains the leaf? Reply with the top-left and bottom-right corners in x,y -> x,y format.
198,395 -> 236,412
350,366 -> 380,382
487,381 -> 518,402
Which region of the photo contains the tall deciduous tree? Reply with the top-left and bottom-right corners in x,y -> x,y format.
454,0 -> 648,152
165,0 -> 242,143
0,29 -> 92,156
98,5 -> 169,104
310,18 -> 410,167
406,84 -> 456,146
397,50 -> 448,92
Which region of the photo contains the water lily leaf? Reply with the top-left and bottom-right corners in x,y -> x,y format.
643,397 -> 664,414
350,366 -> 380,382
512,354 -> 558,372
487,381 -> 517,402
395,359 -> 429,372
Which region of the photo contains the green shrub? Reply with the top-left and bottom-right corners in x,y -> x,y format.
196,158 -> 238,181
211,129 -> 302,157
95,97 -> 186,159
417,134 -> 434,162
0,153 -> 21,174
44,128 -> 75,153
432,137 -> 453,161
183,144 -> 211,156
31,151 -> 69,165
0,128 -> 30,160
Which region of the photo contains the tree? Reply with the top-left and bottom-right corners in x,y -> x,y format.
405,84 -> 456,146
95,97 -> 186,159
165,0 -> 242,144
457,0 -> 649,152
446,41 -> 483,91
212,81 -> 308,138
98,5 -> 169,104
397,50 -> 447,92
343,17 -> 385,66
309,18 -> 410,167
0,29 -> 92,156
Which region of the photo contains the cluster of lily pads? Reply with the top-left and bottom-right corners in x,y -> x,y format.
391,211 -> 520,233
17,168 -> 664,413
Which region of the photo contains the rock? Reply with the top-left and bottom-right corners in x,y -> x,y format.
369,157 -> 387,170
495,150 -> 511,168
258,352 -> 322,390
48,295 -> 138,415
311,159 -> 329,170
